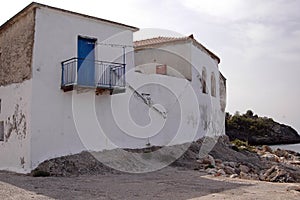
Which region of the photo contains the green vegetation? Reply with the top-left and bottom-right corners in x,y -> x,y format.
225,110 -> 276,142
231,138 -> 256,152
226,110 -> 274,135
226,110 -> 300,145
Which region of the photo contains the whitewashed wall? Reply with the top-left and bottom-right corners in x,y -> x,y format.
0,80 -> 32,173
134,41 -> 225,141
135,42 -> 192,80
30,7 -> 225,170
190,44 -> 226,137
30,7 -> 135,169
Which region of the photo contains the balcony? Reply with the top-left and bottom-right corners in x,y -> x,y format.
61,58 -> 126,94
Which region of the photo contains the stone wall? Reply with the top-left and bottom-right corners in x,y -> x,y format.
0,9 -> 35,86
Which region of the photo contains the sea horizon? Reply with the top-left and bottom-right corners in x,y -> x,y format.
270,143 -> 300,153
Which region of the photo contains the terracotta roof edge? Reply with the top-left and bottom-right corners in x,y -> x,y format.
134,35 -> 220,64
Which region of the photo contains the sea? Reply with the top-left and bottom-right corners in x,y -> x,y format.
270,143 -> 300,153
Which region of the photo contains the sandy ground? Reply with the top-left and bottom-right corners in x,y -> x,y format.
0,167 -> 299,200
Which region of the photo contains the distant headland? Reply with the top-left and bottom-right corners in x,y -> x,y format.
225,110 -> 300,145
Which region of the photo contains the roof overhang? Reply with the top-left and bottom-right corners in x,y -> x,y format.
0,2 -> 139,34
134,34 -> 221,64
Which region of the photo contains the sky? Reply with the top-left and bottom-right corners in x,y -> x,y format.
1,0 -> 300,133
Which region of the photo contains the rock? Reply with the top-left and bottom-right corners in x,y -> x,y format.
261,153 -> 280,162
239,164 -> 250,173
198,155 -> 215,167
206,168 -> 217,175
250,173 -> 259,180
262,166 -> 277,179
216,163 -> 225,169
230,174 -> 239,178
224,166 -> 235,175
215,159 -> 223,165
215,159 -> 224,169
274,149 -> 289,158
240,172 -> 259,180
223,161 -> 237,168
240,172 -> 251,180
262,145 -> 273,153
261,165 -> 294,183
279,157 -> 285,162
215,159 -> 225,169
215,169 -> 226,176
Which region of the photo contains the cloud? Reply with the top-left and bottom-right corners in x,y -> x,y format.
181,0 -> 243,19
181,0 -> 300,23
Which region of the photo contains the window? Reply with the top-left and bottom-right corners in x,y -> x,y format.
156,64 -> 167,75
211,72 -> 216,97
0,121 -> 4,141
202,68 -> 207,94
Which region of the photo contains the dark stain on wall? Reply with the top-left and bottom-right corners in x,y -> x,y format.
20,156 -> 25,168
5,104 -> 27,142
199,105 -> 208,131
219,73 -> 227,112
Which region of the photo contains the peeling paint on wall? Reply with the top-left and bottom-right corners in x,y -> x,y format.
200,105 -> 225,136
5,104 -> 27,142
0,80 -> 31,173
20,156 -> 25,168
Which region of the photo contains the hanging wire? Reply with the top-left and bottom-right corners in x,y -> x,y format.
95,42 -> 134,48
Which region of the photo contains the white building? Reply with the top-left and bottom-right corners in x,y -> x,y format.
133,34 -> 227,145
0,3 -> 226,173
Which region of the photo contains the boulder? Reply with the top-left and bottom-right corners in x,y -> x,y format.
274,149 -> 289,158
262,145 -> 273,153
197,155 -> 215,167
216,169 -> 226,176
240,172 -> 252,180
261,153 -> 280,162
215,159 -> 223,165
223,161 -> 237,168
260,165 -> 294,182
224,166 -> 235,175
239,164 -> 250,173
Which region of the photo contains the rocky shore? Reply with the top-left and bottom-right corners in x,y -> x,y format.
195,140 -> 300,182
170,136 -> 300,183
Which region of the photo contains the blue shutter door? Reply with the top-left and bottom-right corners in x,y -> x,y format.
77,37 -> 96,87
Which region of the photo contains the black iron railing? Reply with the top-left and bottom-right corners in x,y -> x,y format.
61,58 -> 125,90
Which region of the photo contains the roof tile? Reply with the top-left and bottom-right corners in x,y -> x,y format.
134,35 -> 220,63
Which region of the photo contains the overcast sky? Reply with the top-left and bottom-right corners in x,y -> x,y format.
1,0 -> 300,133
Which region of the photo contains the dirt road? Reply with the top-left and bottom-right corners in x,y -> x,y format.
0,167 -> 299,200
